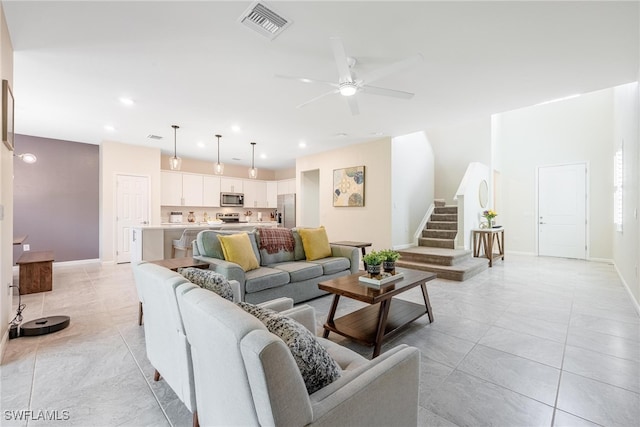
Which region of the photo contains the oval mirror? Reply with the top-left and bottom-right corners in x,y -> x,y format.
479,180 -> 489,208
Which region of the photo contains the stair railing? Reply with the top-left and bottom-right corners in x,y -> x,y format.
412,203 -> 435,247
453,162 -> 491,250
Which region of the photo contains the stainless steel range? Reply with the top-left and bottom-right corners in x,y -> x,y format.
216,212 -> 241,223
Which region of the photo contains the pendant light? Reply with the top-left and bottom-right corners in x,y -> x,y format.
248,142 -> 258,179
169,124 -> 182,171
214,134 -> 224,175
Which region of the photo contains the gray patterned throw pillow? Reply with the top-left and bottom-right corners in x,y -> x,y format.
237,302 -> 341,394
178,267 -> 234,302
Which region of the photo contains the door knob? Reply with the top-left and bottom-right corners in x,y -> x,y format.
539,222 -> 546,224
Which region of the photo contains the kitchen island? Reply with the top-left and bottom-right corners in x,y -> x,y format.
131,222 -> 277,262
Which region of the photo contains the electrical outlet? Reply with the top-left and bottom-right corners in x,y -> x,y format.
23,244 -> 30,251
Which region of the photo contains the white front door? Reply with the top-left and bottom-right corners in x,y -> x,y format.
116,174 -> 149,264
538,163 -> 587,259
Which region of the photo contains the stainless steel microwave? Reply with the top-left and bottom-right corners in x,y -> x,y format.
220,192 -> 244,207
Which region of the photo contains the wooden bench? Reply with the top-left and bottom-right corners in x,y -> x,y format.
16,251 -> 54,295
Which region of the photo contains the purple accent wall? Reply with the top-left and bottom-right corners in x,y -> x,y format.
13,135 -> 99,264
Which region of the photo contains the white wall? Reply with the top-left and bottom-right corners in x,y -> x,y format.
100,141 -> 161,263
300,169 -> 320,227
455,162 -> 491,250
391,131 -> 434,248
0,4 -> 13,352
612,82 -> 639,308
296,138 -> 393,251
426,118 -> 491,204
496,88 -> 615,258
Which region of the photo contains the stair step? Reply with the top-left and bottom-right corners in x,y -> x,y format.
419,237 -> 455,249
434,206 -> 457,215
430,213 -> 457,222
422,229 -> 457,239
426,221 -> 457,230
398,247 -> 471,266
396,257 -> 488,281
434,199 -> 446,207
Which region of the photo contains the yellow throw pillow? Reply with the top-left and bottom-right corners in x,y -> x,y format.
218,233 -> 260,272
298,226 -> 332,261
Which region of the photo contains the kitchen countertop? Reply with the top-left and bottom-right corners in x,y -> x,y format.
135,222 -> 278,230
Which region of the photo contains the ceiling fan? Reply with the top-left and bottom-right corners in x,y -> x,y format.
276,37 -> 423,115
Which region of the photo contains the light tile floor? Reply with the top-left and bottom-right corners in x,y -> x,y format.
1,255 -> 639,426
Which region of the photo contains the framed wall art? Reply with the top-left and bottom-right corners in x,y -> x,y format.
2,79 -> 14,151
333,165 -> 365,207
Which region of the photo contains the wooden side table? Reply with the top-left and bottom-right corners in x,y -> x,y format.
472,228 -> 505,267
138,258 -> 210,325
331,241 -> 372,269
16,251 -> 54,295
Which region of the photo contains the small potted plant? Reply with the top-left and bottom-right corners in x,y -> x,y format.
380,249 -> 400,273
362,251 -> 384,277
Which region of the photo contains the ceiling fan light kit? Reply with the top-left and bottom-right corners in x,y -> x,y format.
277,37 -> 423,115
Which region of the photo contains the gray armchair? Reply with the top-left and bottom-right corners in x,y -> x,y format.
177,284 -> 421,426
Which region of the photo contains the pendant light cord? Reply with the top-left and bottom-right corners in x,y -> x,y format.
172,125 -> 179,158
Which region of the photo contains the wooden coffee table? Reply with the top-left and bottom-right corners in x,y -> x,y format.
318,268 -> 436,358
138,257 -> 210,325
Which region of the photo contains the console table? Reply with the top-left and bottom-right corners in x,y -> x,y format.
472,228 -> 505,267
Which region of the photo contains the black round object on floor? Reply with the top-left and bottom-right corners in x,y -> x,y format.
20,315 -> 70,337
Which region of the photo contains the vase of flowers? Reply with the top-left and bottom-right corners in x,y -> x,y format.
483,209 -> 497,228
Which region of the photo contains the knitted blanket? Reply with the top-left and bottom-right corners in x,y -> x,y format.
259,228 -> 295,254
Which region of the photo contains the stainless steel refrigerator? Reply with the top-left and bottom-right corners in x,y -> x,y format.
277,194 -> 296,228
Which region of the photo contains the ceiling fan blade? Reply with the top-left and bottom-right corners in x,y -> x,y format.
296,89 -> 340,109
274,74 -> 338,88
360,85 -> 415,99
347,96 -> 360,115
361,53 -> 424,85
330,37 -> 353,83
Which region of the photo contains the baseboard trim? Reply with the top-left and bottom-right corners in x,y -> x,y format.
101,260 -> 116,267
613,262 -> 640,316
504,250 -> 537,256
53,258 -> 101,268
393,243 -> 415,250
588,257 -> 614,263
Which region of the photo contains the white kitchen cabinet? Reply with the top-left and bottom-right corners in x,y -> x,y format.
243,180 -> 268,208
277,178 -> 296,195
220,177 -> 243,193
266,181 -> 278,208
203,176 -> 221,207
161,171 -> 183,206
182,174 -> 204,206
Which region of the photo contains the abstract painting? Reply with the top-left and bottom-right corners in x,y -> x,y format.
333,166 -> 365,207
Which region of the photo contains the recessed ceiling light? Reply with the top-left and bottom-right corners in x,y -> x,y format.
232,157 -> 241,161
298,141 -> 307,148
371,132 -> 384,136
119,97 -> 135,106
104,125 -> 115,131
231,125 -> 241,132
260,153 -> 267,159
197,141 -> 205,148
334,132 -> 348,138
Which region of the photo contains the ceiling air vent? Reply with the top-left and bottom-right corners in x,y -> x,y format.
147,134 -> 163,140
239,2 -> 291,41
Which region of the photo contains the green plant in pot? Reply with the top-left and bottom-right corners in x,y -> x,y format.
380,249 -> 400,273
362,251 -> 384,276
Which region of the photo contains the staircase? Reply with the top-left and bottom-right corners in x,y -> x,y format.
396,200 -> 487,281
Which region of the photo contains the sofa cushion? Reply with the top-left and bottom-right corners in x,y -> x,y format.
245,267 -> 290,293
309,257 -> 350,275
237,302 -> 341,394
271,262 -> 324,282
219,233 -> 260,272
291,228 -> 306,261
256,228 -> 295,266
197,230 -> 261,261
298,226 -> 332,261
177,267 -> 234,302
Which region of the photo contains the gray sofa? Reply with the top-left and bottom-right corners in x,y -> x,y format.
192,228 -> 359,304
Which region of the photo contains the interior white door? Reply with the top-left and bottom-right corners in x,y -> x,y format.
538,163 -> 587,259
116,174 -> 149,263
